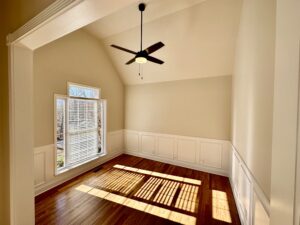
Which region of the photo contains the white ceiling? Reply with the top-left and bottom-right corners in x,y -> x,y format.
84,0 -> 241,85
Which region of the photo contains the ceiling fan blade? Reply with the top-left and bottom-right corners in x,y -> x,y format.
126,57 -> 136,65
144,42 -> 165,54
147,55 -> 164,64
111,44 -> 137,55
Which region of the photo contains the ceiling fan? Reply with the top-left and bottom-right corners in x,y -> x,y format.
111,3 -> 165,65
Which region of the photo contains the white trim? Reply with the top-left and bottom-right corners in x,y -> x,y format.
56,153 -> 106,175
7,0 -> 84,45
200,142 -> 223,169
125,129 -> 229,143
67,82 -> 100,94
7,0 -> 83,45
126,151 -> 229,177
101,99 -> 108,156
230,144 -> 270,225
294,39 -> 300,225
124,129 -> 230,177
9,45 -> 35,225
8,45 -> 16,225
7,0 -> 140,49
67,82 -> 100,99
232,145 -> 270,214
54,94 -> 67,175
34,151 -> 46,187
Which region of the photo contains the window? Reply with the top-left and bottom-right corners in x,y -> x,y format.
68,83 -> 99,99
55,83 -> 106,174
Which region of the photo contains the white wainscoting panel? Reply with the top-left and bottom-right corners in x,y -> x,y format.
200,142 -> 222,168
232,150 -> 239,190
124,130 -> 230,176
140,134 -> 156,155
230,145 -> 270,225
177,137 -> 197,163
125,131 -> 139,152
157,136 -> 175,159
34,151 -> 46,186
253,192 -> 270,225
239,165 -> 252,225
108,130 -> 124,153
34,145 -> 54,187
34,130 -> 124,195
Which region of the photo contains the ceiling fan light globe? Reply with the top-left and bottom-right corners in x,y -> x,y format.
135,56 -> 147,64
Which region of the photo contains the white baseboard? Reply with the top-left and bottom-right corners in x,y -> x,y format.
124,129 -> 231,177
230,144 -> 270,225
125,151 -> 228,176
34,130 -> 124,196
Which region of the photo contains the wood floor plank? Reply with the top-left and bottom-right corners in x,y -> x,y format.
35,154 -> 241,225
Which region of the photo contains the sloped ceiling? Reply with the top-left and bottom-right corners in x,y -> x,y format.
84,0 -> 241,85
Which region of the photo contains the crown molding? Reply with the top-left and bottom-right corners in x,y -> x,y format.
7,0 -> 83,45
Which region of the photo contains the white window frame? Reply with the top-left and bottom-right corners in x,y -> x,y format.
67,82 -> 100,99
54,85 -> 107,175
54,94 -> 67,174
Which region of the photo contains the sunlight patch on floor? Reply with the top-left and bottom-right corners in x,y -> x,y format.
113,164 -> 201,185
92,169 -> 144,194
212,190 -> 232,223
134,177 -> 162,200
153,179 -> 179,206
75,184 -> 197,225
133,176 -> 199,213
175,183 -> 198,212
111,165 -> 201,213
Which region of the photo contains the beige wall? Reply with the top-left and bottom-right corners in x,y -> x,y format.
125,76 -> 232,140
34,29 -> 124,147
232,0 -> 275,199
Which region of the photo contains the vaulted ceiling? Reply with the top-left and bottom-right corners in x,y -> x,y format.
84,0 -> 241,85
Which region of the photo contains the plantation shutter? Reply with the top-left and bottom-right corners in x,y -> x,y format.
67,98 -> 98,165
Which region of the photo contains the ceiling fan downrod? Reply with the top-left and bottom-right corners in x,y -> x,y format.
139,3 -> 146,52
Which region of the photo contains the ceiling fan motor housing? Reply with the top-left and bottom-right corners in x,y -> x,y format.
139,3 -> 146,12
136,51 -> 148,58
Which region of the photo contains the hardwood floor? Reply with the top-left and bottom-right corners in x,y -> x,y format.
35,154 -> 241,225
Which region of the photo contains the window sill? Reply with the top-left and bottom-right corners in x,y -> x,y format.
55,152 -> 106,176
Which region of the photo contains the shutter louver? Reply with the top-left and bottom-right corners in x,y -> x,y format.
67,98 -> 98,165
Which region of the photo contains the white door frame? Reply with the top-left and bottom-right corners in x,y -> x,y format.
7,0 -> 138,224
270,0 -> 300,225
